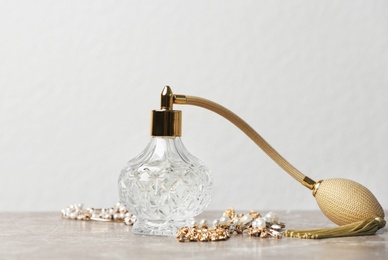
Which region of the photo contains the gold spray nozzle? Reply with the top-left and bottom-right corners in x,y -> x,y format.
160,85 -> 174,110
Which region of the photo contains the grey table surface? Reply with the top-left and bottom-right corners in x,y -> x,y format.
1,211 -> 387,260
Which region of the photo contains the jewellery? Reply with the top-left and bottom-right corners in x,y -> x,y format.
176,208 -> 285,242
62,203 -> 285,242
61,202 -> 137,226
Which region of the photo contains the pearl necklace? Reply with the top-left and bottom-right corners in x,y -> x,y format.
61,202 -> 137,225
61,203 -> 285,242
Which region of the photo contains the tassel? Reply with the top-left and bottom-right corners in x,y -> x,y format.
282,217 -> 386,239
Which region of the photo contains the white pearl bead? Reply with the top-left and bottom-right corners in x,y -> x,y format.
264,212 -> 279,224
69,213 -> 76,219
219,216 -> 230,225
252,218 -> 266,229
189,220 -> 197,227
240,214 -> 252,224
199,219 -> 208,226
212,219 -> 220,226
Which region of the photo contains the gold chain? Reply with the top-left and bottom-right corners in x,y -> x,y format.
176,208 -> 285,242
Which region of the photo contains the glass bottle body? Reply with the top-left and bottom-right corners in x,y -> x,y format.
118,137 -> 213,236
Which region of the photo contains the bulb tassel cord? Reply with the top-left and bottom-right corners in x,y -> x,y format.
174,94 -> 308,186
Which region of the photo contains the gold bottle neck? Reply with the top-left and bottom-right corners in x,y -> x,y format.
151,109 -> 182,137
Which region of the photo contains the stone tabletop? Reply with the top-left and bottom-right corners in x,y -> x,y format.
1,211 -> 387,259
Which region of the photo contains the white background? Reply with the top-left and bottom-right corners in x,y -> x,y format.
1,0 -> 387,212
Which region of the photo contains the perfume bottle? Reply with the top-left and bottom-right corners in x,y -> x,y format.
118,86 -> 213,236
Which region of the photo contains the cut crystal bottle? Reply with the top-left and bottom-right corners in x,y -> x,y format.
118,86 -> 213,236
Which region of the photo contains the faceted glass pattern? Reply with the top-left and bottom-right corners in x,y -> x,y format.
118,137 -> 213,236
